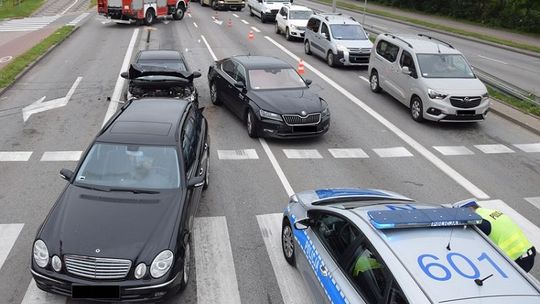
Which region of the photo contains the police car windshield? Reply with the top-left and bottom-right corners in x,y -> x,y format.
330,24 -> 367,40
75,143 -> 180,190
289,10 -> 312,20
417,54 -> 475,78
248,68 -> 306,90
138,59 -> 187,72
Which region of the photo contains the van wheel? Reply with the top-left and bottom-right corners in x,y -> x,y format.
327,51 -> 335,67
304,41 -> 312,55
410,96 -> 424,122
370,70 -> 382,93
144,8 -> 155,25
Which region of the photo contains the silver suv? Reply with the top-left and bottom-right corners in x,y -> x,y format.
368,33 -> 490,122
304,13 -> 373,67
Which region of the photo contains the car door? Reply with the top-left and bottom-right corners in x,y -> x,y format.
394,50 -> 418,105
306,18 -> 323,56
318,22 -> 332,57
218,59 -> 237,107
375,40 -> 401,101
228,62 -> 249,118
276,7 -> 286,32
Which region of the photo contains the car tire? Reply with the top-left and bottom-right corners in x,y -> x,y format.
249,7 -> 254,16
370,70 -> 382,93
203,149 -> 209,190
282,219 -> 296,266
179,240 -> 191,291
410,96 -> 424,122
173,6 -> 184,20
246,109 -> 258,138
327,51 -> 335,67
275,23 -> 280,34
261,13 -> 266,23
144,8 -> 155,25
304,41 -> 312,55
211,0 -> 218,10
285,27 -> 292,41
210,82 -> 222,105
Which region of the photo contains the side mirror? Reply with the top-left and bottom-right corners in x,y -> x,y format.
258,0 -> 262,2
234,81 -> 246,90
294,218 -> 311,230
304,79 -> 312,86
60,168 -> 73,181
192,71 -> 202,79
321,32 -> 327,40
401,66 -> 411,75
120,71 -> 129,79
187,175 -> 205,189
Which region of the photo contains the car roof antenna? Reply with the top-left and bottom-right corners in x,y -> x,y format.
475,274 -> 493,286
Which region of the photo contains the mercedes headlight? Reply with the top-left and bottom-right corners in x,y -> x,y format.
481,92 -> 489,100
33,240 -> 49,268
135,263 -> 147,279
150,250 -> 174,279
336,44 -> 347,52
260,109 -> 283,121
427,88 -> 448,100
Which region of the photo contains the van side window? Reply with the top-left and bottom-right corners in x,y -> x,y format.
320,22 -> 330,37
376,40 -> 400,63
307,17 -> 321,32
399,50 -> 417,78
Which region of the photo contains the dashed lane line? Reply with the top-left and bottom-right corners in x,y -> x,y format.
514,143 -> 540,153
525,197 -> 540,210
283,149 -> 323,159
233,13 -> 239,18
217,149 -> 259,160
0,151 -> 32,161
251,26 -> 261,32
328,148 -> 369,158
372,147 -> 413,158
66,12 -> 89,26
359,76 -> 369,83
194,22 -> 199,28
433,146 -> 475,156
188,13 -> 192,18
474,144 -> 515,154
40,151 -> 82,161
241,19 -> 249,24
0,224 -> 24,271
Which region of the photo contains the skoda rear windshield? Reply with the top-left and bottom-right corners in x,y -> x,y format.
75,143 -> 180,190
417,54 -> 475,78
330,24 -> 367,40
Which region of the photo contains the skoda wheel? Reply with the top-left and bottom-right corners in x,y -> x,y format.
410,96 -> 424,122
210,82 -> 222,105
370,70 -> 382,93
203,150 -> 209,190
144,9 -> 155,25
304,41 -> 312,55
282,219 -> 295,266
327,51 -> 335,67
179,241 -> 191,291
246,109 -> 258,138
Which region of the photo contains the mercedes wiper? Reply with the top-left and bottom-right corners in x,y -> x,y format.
75,184 -> 110,192
108,188 -> 160,194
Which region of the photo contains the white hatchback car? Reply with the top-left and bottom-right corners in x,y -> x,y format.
275,4 -> 313,40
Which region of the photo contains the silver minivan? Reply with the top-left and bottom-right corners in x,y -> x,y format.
304,13 -> 373,67
368,33 -> 490,122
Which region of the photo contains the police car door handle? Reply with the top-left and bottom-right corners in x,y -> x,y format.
319,265 -> 329,276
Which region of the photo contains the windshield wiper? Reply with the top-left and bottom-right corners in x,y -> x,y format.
108,188 -> 160,194
75,184 -> 110,192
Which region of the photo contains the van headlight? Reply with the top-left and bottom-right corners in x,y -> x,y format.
260,109 -> 283,121
336,44 -> 347,52
427,88 -> 448,100
150,250 -> 174,279
33,240 -> 49,268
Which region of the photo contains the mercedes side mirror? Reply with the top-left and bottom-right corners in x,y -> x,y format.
60,168 -> 73,181
192,71 -> 202,79
120,72 -> 129,79
401,66 -> 411,75
294,218 -> 311,230
187,175 -> 205,189
304,79 -> 312,86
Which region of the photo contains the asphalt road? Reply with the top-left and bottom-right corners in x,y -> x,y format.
0,4 -> 539,304
297,0 -> 540,97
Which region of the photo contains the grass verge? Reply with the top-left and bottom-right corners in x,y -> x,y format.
488,86 -> 540,117
0,0 -> 44,19
90,0 -> 97,8
313,0 -> 540,54
0,26 -> 75,89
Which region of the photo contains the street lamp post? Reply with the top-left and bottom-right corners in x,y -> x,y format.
332,0 -> 336,13
363,0 -> 367,25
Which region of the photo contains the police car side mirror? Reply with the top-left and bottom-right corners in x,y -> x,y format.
120,72 -> 129,79
294,218 -> 311,230
401,66 -> 411,75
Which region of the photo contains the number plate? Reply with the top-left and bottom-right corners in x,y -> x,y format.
293,126 -> 317,133
72,285 -> 120,299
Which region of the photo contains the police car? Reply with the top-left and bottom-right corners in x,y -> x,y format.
281,188 -> 540,303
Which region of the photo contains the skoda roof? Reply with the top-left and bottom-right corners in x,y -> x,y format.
138,50 -> 183,61
382,33 -> 462,55
231,55 -> 291,69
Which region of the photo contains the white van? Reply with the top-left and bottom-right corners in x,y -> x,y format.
247,0 -> 291,23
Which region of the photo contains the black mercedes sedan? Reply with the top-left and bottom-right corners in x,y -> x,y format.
31,98 -> 209,302
208,55 -> 330,138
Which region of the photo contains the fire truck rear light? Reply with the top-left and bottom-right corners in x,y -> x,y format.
124,5 -> 129,10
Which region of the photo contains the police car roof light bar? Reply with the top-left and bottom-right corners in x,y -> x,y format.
368,207 -> 482,230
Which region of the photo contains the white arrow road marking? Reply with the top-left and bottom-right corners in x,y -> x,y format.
22,77 -> 83,122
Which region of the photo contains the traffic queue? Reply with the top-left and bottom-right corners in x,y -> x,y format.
28,0 -> 534,303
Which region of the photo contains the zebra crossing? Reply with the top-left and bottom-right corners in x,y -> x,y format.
0,15 -> 60,32
1,197 -> 540,304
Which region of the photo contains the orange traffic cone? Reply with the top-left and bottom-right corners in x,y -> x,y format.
227,18 -> 232,28
248,30 -> 255,40
297,59 -> 305,75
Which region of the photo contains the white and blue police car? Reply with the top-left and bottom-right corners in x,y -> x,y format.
281,188 -> 540,303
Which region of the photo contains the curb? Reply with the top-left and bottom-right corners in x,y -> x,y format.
490,99 -> 540,136
308,0 -> 540,59
0,26 -> 80,98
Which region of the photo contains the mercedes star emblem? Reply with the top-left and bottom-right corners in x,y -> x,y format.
463,97 -> 470,102
95,249 -> 101,253
301,111 -> 307,116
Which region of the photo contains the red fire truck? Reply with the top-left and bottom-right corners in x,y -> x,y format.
98,0 -> 189,25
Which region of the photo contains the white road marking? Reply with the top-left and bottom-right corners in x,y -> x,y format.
477,55 -> 508,65
478,200 -> 540,249
283,149 -> 323,159
188,13 -> 192,18
513,143 -> 540,153
23,76 -> 83,122
251,26 -> 261,32
241,19 -> 249,24
40,151 -> 82,161
194,217 -> 241,304
433,146 -> 474,156
102,29 -> 139,126
328,148 -> 369,158
373,147 -> 413,158
66,12 -> 89,26
194,22 -> 198,28
264,36 -> 490,199
0,151 -> 32,161
0,224 -> 24,271
358,76 -> 369,83
525,197 -> 540,210
61,0 -> 80,15
201,35 -> 218,61
0,15 -> 60,32
474,144 -> 515,154
21,279 -> 66,304
233,13 -> 239,18
260,139 -> 294,196
0,56 -> 13,63
217,149 -> 259,160
256,214 -> 312,304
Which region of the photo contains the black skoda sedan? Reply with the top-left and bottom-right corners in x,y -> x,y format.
31,98 -> 209,302
208,55 -> 330,138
